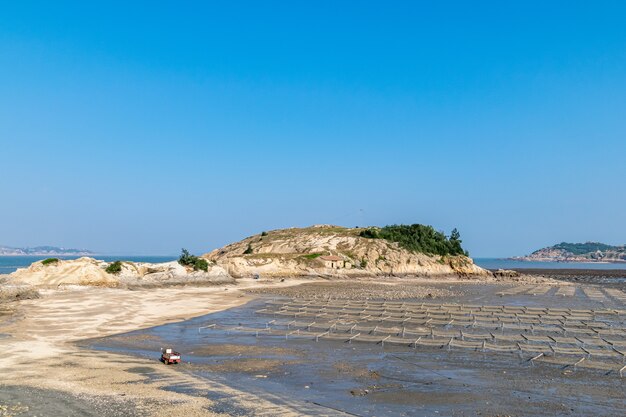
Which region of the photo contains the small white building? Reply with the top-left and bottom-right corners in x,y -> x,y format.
320,255 -> 344,269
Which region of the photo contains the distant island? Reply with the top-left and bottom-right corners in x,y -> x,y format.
513,242 -> 626,263
0,245 -> 94,256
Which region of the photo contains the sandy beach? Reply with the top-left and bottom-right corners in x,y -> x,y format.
0,276 -> 500,416
2,272 -> 626,416
0,279 -> 315,416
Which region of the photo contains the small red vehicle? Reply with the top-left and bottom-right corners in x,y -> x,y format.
161,348 -> 181,365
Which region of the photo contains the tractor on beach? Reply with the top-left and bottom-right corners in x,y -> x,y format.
161,348 -> 181,364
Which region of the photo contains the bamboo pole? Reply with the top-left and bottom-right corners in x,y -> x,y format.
348,333 -> 360,344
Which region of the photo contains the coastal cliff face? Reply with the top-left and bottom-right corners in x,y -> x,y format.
7,257 -> 232,287
204,225 -> 489,278
514,242 -> 626,263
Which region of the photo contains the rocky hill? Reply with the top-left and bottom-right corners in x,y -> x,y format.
514,242 -> 626,263
204,225 -> 489,278
0,245 -> 93,256
5,224 -> 489,288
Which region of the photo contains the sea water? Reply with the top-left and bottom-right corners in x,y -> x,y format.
474,258 -> 626,270
0,256 -> 176,275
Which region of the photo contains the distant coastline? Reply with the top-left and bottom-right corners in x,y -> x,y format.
0,253 -> 97,257
511,242 -> 626,264
0,245 -> 95,257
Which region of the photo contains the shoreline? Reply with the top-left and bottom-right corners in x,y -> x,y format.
2,274 -> 623,415
505,268 -> 626,287
509,259 -> 626,264
0,278 -> 315,416
79,278 -> 626,416
507,268 -> 626,275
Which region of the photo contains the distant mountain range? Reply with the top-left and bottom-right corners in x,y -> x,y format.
513,242 -> 626,263
0,245 -> 94,256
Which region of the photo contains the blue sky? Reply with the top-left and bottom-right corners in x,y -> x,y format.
1,1 -> 625,256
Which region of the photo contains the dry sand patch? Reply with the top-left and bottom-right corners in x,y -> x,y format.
0,277 -> 474,416
0,282 -> 312,416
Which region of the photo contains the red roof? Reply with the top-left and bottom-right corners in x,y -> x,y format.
320,255 -> 343,261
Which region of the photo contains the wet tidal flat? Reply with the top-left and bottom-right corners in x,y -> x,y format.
85,283 -> 626,417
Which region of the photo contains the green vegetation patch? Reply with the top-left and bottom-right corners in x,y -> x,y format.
41,258 -> 59,266
105,261 -> 123,275
551,242 -> 622,255
178,249 -> 209,272
194,258 -> 209,272
303,253 -> 323,260
359,224 -> 467,257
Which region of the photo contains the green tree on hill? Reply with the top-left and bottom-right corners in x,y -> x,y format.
178,248 -> 209,272
359,224 -> 468,256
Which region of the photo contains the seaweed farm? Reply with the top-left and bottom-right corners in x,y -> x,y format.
90,284 -> 626,416
200,298 -> 626,376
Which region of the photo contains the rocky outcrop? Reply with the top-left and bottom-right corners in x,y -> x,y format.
514,242 -> 626,263
492,269 -> 521,278
204,225 -> 489,278
7,257 -> 233,288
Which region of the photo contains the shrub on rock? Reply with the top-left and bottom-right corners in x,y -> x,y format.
179,248 -> 209,272
105,261 -> 123,275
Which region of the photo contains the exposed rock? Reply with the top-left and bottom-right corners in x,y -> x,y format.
7,257 -> 233,288
204,225 -> 489,279
492,269 -> 521,278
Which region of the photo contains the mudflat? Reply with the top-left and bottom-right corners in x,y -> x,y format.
513,268 -> 626,286
2,276 -> 626,416
0,279 -> 303,416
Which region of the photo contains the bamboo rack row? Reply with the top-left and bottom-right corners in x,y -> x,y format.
198,321 -> 626,375
261,305 -> 618,327
255,308 -> 626,338
268,318 -> 626,348
263,298 -> 626,318
495,285 -> 626,305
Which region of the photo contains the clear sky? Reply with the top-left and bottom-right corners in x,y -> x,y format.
1,1 -> 625,257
